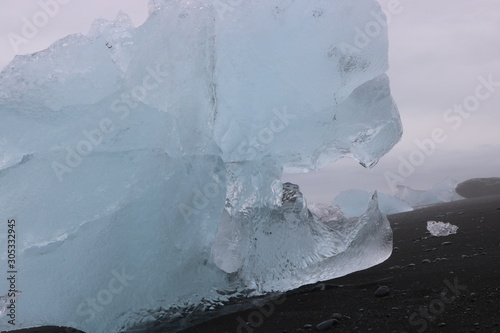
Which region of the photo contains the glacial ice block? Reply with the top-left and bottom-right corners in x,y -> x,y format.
0,0 -> 401,332
333,189 -> 413,217
395,178 -> 464,207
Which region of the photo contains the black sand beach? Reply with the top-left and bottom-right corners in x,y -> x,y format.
181,195 -> 500,333
4,195 -> 500,333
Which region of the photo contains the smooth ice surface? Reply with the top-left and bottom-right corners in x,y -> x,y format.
0,1 -> 401,332
332,189 -> 413,217
395,178 -> 464,207
427,221 -> 459,237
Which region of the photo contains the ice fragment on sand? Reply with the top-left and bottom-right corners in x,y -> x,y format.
427,221 -> 459,237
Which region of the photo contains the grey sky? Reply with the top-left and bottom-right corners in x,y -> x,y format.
1,0 -> 499,202
287,0 -> 500,202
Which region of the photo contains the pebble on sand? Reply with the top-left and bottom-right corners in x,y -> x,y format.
375,286 -> 390,297
316,319 -> 339,331
331,313 -> 343,320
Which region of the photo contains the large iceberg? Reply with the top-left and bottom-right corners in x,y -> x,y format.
0,1 -> 402,332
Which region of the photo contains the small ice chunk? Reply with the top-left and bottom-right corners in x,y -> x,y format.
427,221 -> 458,237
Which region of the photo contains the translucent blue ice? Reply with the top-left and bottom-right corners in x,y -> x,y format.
0,1 -> 401,331
333,189 -> 413,217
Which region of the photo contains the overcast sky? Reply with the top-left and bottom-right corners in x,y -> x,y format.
1,0 -> 499,202
287,0 -> 500,202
